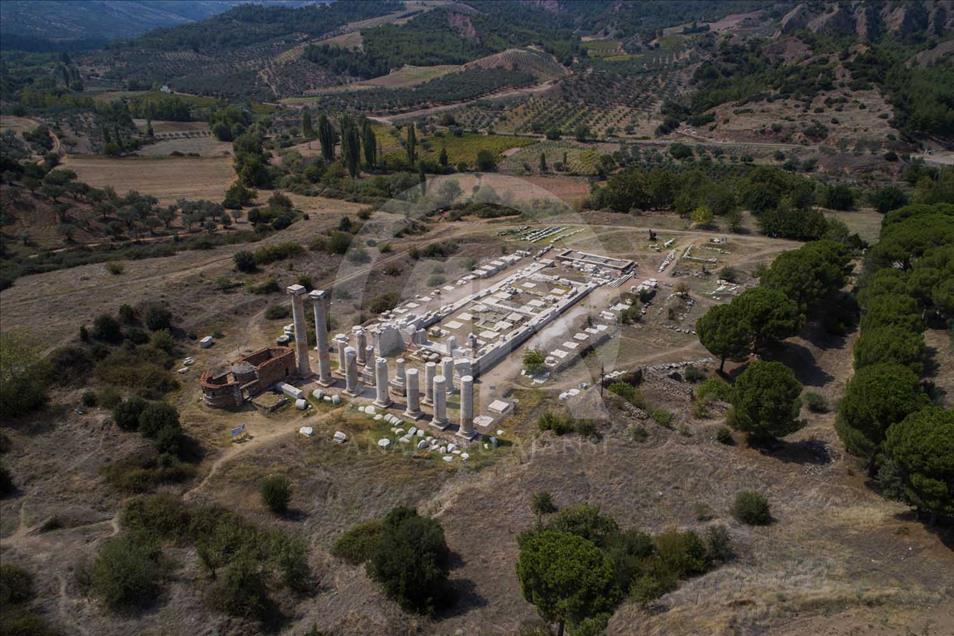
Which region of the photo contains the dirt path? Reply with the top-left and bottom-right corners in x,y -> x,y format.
183,408 -> 340,501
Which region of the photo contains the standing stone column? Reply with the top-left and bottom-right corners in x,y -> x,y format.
373,358 -> 391,407
309,289 -> 332,386
457,375 -> 475,439
365,345 -> 375,369
335,334 -> 348,376
446,335 -> 457,355
422,361 -> 437,406
393,358 -> 407,395
430,375 -> 448,429
356,329 -> 368,365
287,284 -> 311,376
457,358 -> 473,381
344,346 -> 359,396
404,368 -> 422,419
441,357 -> 456,394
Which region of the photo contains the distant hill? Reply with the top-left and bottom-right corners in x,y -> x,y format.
0,0 -> 325,51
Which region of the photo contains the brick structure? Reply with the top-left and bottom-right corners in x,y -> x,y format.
200,346 -> 296,408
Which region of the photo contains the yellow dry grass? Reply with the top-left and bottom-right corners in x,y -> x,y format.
63,154 -> 235,204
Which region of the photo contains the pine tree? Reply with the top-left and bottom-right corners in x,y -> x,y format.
302,108 -> 315,139
406,124 -> 417,165
438,147 -> 448,167
539,152 -> 547,172
318,114 -> 335,161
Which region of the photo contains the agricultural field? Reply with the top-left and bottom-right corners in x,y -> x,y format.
582,38 -> 628,60
62,154 -> 235,204
499,140 -> 604,175
381,131 -> 536,167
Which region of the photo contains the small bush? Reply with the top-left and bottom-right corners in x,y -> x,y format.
716,427 -> 735,445
332,520 -> 384,564
233,250 -> 257,273
651,409 -> 674,428
698,378 -> 733,402
207,554 -> 272,622
608,382 -> 645,408
106,261 -> 125,275
91,533 -> 163,611
628,425 -> 648,442
143,304 -> 172,331
538,411 -> 575,435
265,305 -> 290,320
804,391 -> 829,413
261,474 -> 291,514
248,278 -> 281,294
684,366 -> 706,383
732,491 -> 771,525
81,391 -> 98,407
97,386 -> 122,409
0,563 -> 35,606
367,292 -> 399,314
704,526 -> 734,564
112,397 -> 148,432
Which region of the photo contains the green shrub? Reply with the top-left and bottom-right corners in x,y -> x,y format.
112,397 -> 148,432
260,474 -> 292,514
732,491 -> 772,525
207,554 -> 272,621
367,507 -> 451,615
0,564 -> 34,606
97,387 -> 122,409
143,304 -> 172,331
91,534 -> 164,611
704,526 -> 734,564
628,425 -> 648,442
233,250 -> 257,272
367,292 -> 399,314
0,333 -> 51,417
608,382 -> 645,408
120,494 -> 191,543
248,278 -> 281,294
651,409 -> 674,427
265,305 -> 290,320
92,314 -> 122,343
81,390 -> 98,407
523,349 -> 546,375
653,529 -> 709,578
332,519 -> 384,564
137,402 -> 180,439
716,427 -> 734,445
684,366 -> 706,383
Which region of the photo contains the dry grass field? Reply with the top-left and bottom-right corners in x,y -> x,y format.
62,154 -> 235,204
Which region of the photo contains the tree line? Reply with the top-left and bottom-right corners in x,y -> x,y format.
839,202 -> 954,524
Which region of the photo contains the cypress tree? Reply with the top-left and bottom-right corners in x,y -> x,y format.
406,124 -> 417,165
361,118 -> 377,167
318,113 -> 335,161
302,108 -> 315,139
